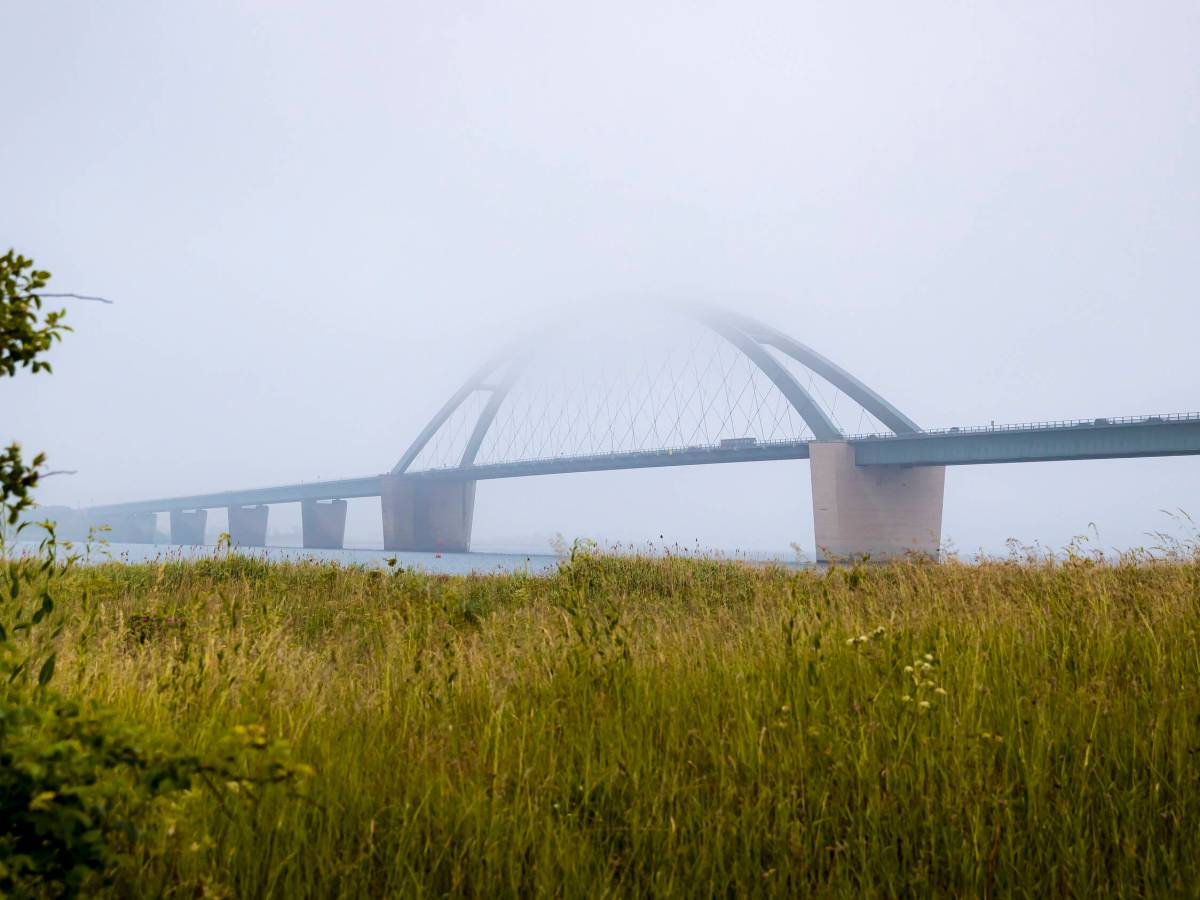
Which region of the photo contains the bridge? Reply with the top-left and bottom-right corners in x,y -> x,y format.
57,307 -> 1200,561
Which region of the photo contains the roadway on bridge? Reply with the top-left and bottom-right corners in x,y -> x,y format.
81,413 -> 1200,517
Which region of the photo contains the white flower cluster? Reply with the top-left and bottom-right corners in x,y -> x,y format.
846,625 -> 887,646
900,652 -> 946,711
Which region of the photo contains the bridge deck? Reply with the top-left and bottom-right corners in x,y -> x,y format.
80,414 -> 1199,516
84,476 -> 387,518
854,413 -> 1200,466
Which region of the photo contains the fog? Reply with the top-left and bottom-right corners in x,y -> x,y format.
3,1 -> 1198,556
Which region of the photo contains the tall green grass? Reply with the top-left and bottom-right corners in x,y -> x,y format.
47,549 -> 1200,897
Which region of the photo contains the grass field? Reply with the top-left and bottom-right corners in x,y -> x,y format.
31,545 -> 1200,896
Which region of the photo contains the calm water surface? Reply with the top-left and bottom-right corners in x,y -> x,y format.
16,541 -> 561,575
13,541 -> 802,574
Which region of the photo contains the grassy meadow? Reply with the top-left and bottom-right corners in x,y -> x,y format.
30,546 -> 1200,896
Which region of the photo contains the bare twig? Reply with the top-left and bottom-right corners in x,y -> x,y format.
39,292 -> 114,304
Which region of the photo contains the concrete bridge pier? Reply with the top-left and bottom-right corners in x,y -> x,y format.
103,512 -> 158,544
809,441 -> 945,562
381,476 -> 475,552
228,504 -> 269,547
301,499 -> 347,549
169,509 -> 208,545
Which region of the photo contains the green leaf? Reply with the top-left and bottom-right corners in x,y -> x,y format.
38,652 -> 56,686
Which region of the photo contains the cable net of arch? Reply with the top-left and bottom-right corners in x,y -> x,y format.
405,313 -> 891,472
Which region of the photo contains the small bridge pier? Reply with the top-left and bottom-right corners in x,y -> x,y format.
169,509 -> 207,545
228,504 -> 269,547
381,476 -> 475,552
301,499 -> 347,549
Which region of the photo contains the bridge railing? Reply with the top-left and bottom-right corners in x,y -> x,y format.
846,412 -> 1200,442
407,437 -> 813,475
406,412 -> 1200,473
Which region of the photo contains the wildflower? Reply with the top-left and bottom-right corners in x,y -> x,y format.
901,694 -> 912,703
918,700 -> 932,711
872,626 -> 885,637
924,653 -> 934,662
904,665 -> 914,674
935,687 -> 948,696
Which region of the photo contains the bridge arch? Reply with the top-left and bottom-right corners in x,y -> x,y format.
392,306 -> 920,475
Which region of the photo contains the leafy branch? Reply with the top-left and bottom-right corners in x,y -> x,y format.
0,249 -> 69,378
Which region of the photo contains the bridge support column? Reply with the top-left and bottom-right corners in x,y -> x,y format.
301,499 -> 347,550
169,509 -> 207,545
227,505 -> 268,547
809,442 -> 945,562
104,512 -> 158,544
381,476 -> 475,552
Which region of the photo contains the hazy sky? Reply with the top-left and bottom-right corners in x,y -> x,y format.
4,1 -> 1198,556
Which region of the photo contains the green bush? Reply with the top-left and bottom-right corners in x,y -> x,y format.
0,551 -> 311,897
0,251 -> 310,896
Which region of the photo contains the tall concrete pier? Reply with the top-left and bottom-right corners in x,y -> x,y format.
301,499 -> 347,549
228,504 -> 269,547
809,441 -> 945,562
169,509 -> 207,545
380,476 -> 475,552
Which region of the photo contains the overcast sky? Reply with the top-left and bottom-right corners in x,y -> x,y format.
3,1 -> 1198,556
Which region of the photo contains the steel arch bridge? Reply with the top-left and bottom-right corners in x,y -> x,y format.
72,305 -> 1200,560
394,306 -> 919,475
